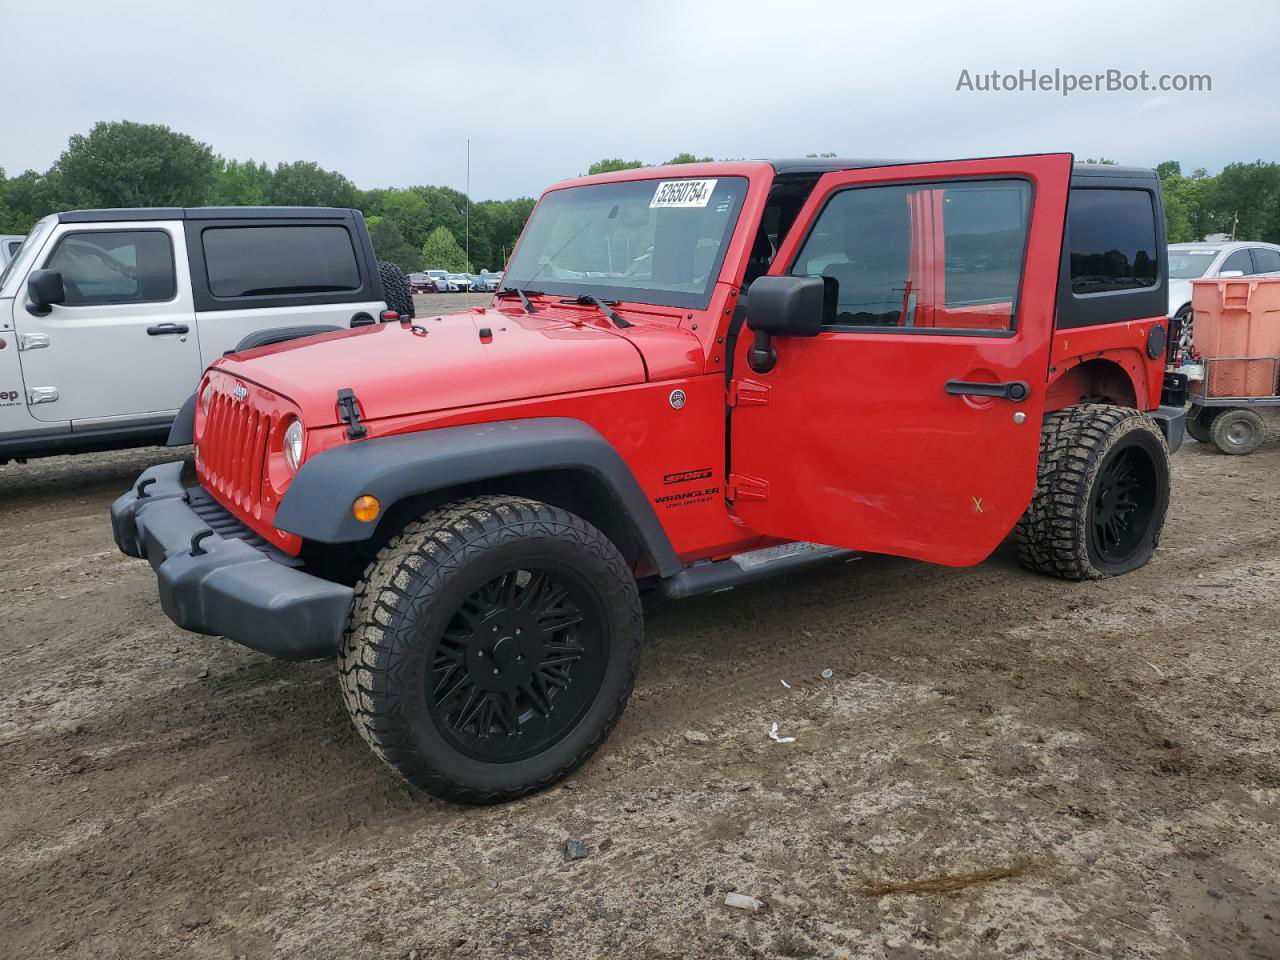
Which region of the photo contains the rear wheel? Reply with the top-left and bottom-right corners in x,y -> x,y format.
339,496 -> 642,804
1210,407 -> 1265,455
1015,404 -> 1170,580
377,260 -> 415,319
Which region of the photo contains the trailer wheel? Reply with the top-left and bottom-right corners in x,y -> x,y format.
1185,406 -> 1218,444
339,496 -> 642,804
377,260 -> 415,319
1209,408 -> 1265,455
1015,404 -> 1170,581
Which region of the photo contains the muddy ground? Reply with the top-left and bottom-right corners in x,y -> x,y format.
1,425 -> 1278,960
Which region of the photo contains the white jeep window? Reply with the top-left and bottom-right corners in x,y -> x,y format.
45,230 -> 176,306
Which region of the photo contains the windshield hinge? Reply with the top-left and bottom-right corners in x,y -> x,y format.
336,388 -> 367,440
727,473 -> 769,501
727,379 -> 770,408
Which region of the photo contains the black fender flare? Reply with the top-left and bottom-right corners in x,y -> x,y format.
232,324 -> 342,353
166,392 -> 197,446
274,418 -> 682,576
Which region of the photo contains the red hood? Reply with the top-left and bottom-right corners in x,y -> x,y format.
213,305 -> 700,425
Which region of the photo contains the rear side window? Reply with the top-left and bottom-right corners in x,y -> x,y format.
1253,247 -> 1280,274
1067,189 -> 1158,294
202,225 -> 361,298
45,230 -> 176,306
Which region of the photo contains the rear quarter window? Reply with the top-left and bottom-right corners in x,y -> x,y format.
202,225 -> 361,298
1056,183 -> 1166,329
1068,189 -> 1158,294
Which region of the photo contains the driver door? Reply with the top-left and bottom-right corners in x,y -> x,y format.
729,155 -> 1072,566
16,222 -> 200,425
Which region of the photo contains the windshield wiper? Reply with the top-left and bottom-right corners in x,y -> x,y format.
561,294 -> 633,329
496,286 -> 541,313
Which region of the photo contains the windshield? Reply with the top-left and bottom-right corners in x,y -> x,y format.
1168,249 -> 1219,279
0,216 -> 56,294
503,176 -> 748,309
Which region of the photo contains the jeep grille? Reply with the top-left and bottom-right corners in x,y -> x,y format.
201,382 -> 272,516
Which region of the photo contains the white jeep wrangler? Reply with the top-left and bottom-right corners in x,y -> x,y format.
0,206 -> 412,463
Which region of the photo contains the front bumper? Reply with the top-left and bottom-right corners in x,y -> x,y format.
110,462 -> 352,660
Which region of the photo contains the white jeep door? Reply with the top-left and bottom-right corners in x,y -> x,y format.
15,221 -> 201,424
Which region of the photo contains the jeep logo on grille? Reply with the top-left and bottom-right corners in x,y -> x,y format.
231,383 -> 249,402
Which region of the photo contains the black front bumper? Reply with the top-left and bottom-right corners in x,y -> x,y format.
110,462 -> 352,660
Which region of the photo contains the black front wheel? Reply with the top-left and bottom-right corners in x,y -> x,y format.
339,496 -> 641,804
1016,404 -> 1171,580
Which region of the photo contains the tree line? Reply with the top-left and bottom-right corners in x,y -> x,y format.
2,123 -> 1278,274
0,121 -> 535,274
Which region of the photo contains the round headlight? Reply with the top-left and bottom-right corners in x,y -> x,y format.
283,418 -> 305,472
199,380 -> 214,414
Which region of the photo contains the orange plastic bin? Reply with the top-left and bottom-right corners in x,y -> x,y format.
1191,277 -> 1280,398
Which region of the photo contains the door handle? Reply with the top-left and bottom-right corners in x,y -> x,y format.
147,323 -> 190,336
944,379 -> 1030,402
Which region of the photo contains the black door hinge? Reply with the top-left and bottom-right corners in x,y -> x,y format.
337,388 -> 368,440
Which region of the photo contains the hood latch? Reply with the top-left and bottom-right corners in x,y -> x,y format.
337,387 -> 368,440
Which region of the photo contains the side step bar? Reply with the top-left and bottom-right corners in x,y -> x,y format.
661,541 -> 859,600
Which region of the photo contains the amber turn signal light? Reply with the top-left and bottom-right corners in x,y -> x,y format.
352,495 -> 381,523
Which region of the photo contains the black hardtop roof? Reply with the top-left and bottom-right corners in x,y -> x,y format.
56,206 -> 360,224
764,157 -> 1156,182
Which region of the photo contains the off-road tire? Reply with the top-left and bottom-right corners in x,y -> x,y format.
377,260 -> 415,319
1210,407 -> 1265,455
1185,406 -> 1217,444
338,496 -> 642,804
1015,404 -> 1170,581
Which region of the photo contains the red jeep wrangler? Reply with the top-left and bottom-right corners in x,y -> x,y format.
113,155 -> 1185,803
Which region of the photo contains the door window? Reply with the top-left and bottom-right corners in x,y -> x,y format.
45,230 -> 176,305
789,179 -> 1031,333
1249,247 -> 1280,274
1220,249 -> 1254,275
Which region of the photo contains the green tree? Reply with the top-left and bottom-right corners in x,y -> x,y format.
367,216 -> 423,271
267,161 -> 359,207
212,158 -> 273,205
421,226 -> 471,272
587,158 -> 646,175
1209,161 -> 1280,242
665,152 -> 713,164
53,120 -> 218,208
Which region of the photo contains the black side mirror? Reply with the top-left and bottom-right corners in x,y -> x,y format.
744,275 -> 831,373
27,269 -> 65,316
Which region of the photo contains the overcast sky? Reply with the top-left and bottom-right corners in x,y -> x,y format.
3,0 -> 1276,200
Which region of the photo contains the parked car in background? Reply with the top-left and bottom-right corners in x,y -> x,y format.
445,272 -> 471,292
408,272 -> 435,294
0,235 -> 24,267
425,269 -> 457,292
477,272 -> 502,292
1168,241 -> 1280,360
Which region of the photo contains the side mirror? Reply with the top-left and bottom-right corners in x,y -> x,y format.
1218,269 -> 1246,278
744,275 -> 831,373
27,269 -> 65,316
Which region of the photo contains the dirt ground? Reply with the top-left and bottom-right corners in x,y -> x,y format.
2,425 -> 1279,960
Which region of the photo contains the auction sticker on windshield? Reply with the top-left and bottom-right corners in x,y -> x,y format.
650,179 -> 718,209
